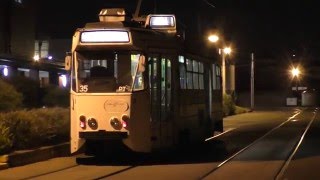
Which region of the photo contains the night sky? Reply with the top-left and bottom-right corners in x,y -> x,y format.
36,0 -> 320,62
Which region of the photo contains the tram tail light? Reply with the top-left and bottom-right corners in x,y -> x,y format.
122,121 -> 127,128
121,115 -> 130,129
79,115 -> 86,129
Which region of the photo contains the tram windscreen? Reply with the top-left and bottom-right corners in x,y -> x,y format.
74,51 -> 145,93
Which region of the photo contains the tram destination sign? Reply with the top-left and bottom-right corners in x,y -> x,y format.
80,30 -> 130,43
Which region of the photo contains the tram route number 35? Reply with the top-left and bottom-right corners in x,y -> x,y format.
79,85 -> 88,92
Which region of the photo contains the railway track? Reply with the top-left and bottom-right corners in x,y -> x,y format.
200,108 -> 318,179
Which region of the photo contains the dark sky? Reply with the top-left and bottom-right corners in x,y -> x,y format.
36,0 -> 320,61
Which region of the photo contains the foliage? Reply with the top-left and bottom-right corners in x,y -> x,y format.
6,76 -> 40,108
0,78 -> 23,112
0,122 -> 13,154
235,106 -> 250,114
223,94 -> 236,116
0,107 -> 70,154
42,86 -> 69,107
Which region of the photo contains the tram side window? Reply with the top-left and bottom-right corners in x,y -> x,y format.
179,56 -> 187,89
185,58 -> 204,90
199,62 -> 204,89
186,59 -> 193,89
192,60 -> 199,89
216,65 -> 221,90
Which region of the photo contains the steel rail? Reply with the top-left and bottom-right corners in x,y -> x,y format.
275,108 -> 318,180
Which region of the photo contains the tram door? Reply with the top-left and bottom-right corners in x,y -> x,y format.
149,55 -> 173,149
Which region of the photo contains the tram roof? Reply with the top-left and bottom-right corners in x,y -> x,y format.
72,8 -> 218,63
73,21 -> 182,52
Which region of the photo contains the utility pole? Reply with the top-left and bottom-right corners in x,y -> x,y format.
250,53 -> 255,111
4,0 -> 13,54
222,52 -> 226,95
134,0 -> 143,18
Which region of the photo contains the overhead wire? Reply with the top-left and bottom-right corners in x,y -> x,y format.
201,0 -> 216,8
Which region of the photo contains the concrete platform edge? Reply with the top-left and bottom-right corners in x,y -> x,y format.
0,142 -> 70,170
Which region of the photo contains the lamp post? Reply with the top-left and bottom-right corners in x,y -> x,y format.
208,34 -> 232,95
251,53 -> 255,110
290,66 -> 301,106
222,47 -> 232,94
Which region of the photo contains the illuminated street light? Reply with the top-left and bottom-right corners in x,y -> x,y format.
290,66 -> 301,92
223,47 -> 232,55
208,34 -> 219,43
33,55 -> 40,62
291,67 -> 300,78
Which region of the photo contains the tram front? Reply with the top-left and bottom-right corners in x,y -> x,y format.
66,32 -> 151,154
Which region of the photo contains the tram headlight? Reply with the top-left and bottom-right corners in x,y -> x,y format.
121,114 -> 130,129
110,117 -> 122,130
88,118 -> 98,130
79,115 -> 86,129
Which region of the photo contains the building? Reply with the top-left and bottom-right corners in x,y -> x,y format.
0,0 -> 69,88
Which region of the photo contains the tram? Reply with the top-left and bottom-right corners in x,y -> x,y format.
65,8 -> 223,155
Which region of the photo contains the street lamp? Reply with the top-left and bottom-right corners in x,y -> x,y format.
208,34 -> 219,43
291,67 -> 300,78
223,47 -> 232,55
291,67 -> 300,91
207,34 -> 233,95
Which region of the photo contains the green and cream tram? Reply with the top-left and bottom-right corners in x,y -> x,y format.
65,8 -> 223,155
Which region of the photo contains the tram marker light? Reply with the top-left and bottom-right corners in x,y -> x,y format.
79,115 -> 86,129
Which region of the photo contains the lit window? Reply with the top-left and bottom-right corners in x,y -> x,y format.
39,71 -> 49,88
59,75 -> 68,87
34,40 -> 49,59
0,65 -> 9,77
